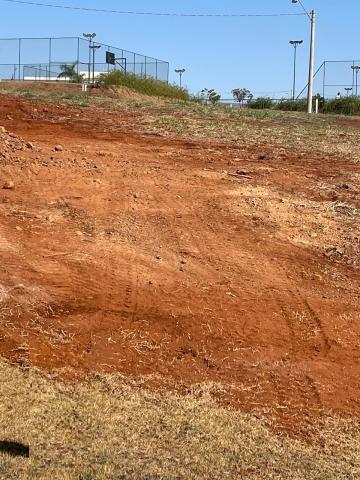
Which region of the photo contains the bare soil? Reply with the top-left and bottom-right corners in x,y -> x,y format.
0,92 -> 359,435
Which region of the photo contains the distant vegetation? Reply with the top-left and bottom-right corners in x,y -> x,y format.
200,88 -> 221,105
243,95 -> 360,116
57,64 -> 84,84
98,70 -> 190,100
322,96 -> 360,115
232,88 -> 253,105
248,97 -> 274,110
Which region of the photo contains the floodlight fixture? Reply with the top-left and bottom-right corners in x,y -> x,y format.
175,68 -> 186,88
83,32 -> 96,40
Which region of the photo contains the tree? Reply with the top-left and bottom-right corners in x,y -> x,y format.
57,64 -> 84,83
201,88 -> 221,105
232,88 -> 253,104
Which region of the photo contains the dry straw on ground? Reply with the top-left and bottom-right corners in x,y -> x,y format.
0,361 -> 359,480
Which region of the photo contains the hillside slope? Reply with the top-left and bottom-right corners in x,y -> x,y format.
0,91 -> 359,440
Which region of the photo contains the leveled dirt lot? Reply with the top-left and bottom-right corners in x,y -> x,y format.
0,88 -> 359,443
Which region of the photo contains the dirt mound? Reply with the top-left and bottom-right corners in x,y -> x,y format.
106,85 -> 150,100
0,125 -> 34,162
0,80 -> 152,100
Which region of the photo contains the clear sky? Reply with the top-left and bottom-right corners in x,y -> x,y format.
0,1 -> 359,98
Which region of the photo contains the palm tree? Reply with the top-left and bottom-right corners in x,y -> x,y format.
57,64 -> 84,83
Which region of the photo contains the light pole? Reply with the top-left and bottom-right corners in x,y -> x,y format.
351,66 -> 360,96
89,44 -> 101,85
175,68 -> 186,88
291,0 -> 316,113
289,40 -> 303,100
83,32 -> 96,83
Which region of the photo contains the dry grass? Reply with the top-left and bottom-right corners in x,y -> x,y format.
1,83 -> 360,162
0,361 -> 359,480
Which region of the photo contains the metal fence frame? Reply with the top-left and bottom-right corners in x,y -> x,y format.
297,59 -> 360,99
0,36 -> 169,83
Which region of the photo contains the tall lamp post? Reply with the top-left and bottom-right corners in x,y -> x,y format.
351,66 -> 360,96
83,32 -> 96,83
289,40 -> 303,100
175,68 -> 186,88
89,44 -> 101,85
291,0 -> 316,113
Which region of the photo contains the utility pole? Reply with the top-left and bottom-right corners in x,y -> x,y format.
289,40 -> 303,100
175,68 -> 186,88
83,33 -> 96,83
291,1 -> 316,113
90,44 -> 101,85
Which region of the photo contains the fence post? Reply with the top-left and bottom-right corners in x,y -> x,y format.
144,56 -> 147,79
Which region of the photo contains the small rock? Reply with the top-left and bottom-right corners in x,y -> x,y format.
54,145 -> 64,152
26,142 -> 34,150
15,226 -> 22,231
0,126 -> 6,133
3,180 -> 15,190
336,183 -> 351,190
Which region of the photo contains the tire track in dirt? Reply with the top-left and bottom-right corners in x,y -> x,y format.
274,264 -> 330,357
269,368 -> 323,427
117,255 -> 139,323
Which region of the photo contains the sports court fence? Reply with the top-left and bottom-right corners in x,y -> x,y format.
298,60 -> 360,99
0,37 -> 169,83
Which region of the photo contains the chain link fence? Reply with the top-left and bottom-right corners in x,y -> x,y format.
0,37 -> 169,83
297,60 -> 360,99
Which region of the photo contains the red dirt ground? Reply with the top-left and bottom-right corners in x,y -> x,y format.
0,93 -> 359,434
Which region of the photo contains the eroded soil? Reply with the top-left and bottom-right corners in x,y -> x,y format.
0,93 -> 359,434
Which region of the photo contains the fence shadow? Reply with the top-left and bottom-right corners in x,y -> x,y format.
0,440 -> 29,458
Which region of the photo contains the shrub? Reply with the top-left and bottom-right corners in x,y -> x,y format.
98,70 -> 190,100
248,97 -> 273,109
276,99 -> 308,112
322,97 -> 360,115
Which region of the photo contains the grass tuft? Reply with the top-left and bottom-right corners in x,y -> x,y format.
98,70 -> 191,100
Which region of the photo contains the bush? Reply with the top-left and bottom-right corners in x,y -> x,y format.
322,97 -> 360,115
248,97 -> 273,109
276,99 -> 308,112
98,70 -> 190,100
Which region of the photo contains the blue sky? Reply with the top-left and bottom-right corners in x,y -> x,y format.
0,1 -> 359,98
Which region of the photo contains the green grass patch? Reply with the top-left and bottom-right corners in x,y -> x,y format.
248,97 -> 274,110
98,70 -> 191,100
322,97 -> 360,115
